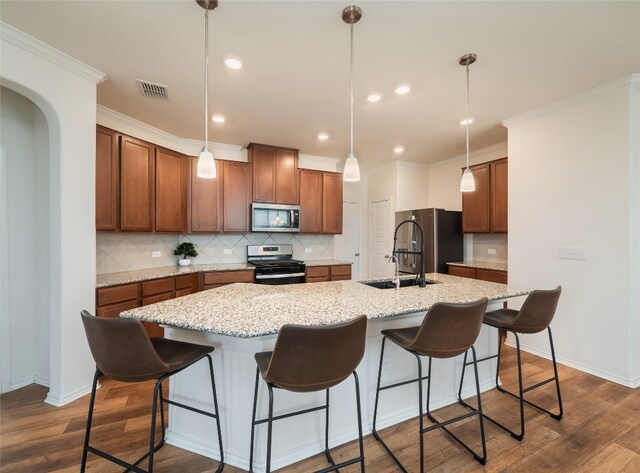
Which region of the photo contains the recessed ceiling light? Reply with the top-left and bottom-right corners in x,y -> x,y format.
212,114 -> 225,123
223,56 -> 243,70
395,85 -> 411,95
460,118 -> 474,125
394,146 -> 404,153
318,133 -> 329,140
367,93 -> 382,102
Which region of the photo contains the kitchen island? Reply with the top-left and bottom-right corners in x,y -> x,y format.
122,274 -> 530,472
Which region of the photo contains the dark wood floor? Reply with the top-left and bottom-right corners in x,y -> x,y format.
2,346 -> 639,472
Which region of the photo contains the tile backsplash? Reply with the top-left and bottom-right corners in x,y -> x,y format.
96,232 -> 336,275
465,233 -> 508,264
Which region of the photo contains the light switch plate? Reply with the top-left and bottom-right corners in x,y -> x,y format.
305,248 -> 312,253
559,247 -> 587,261
151,251 -> 161,258
223,249 -> 233,255
488,249 -> 496,255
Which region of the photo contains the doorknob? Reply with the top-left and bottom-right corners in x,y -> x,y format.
355,253 -> 360,257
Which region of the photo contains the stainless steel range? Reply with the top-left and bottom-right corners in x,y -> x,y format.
247,244 -> 306,285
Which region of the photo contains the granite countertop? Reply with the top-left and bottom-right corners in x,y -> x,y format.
447,261 -> 509,272
96,263 -> 254,288
121,273 -> 530,338
304,259 -> 353,267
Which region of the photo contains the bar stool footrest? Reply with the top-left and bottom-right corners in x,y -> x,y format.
496,383 -> 563,419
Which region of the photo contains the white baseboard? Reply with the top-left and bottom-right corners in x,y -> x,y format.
505,340 -> 640,388
166,378 -> 496,472
45,383 -> 93,407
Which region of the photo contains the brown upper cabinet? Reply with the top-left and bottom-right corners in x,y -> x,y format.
155,146 -> 189,233
462,158 -> 507,233
223,161 -> 252,232
95,126 -> 120,231
120,135 -> 155,232
248,143 -> 299,205
298,169 -> 343,234
190,158 -> 224,232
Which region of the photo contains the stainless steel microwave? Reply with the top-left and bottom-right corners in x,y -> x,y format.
251,203 -> 300,233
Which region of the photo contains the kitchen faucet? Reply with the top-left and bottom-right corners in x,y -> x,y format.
391,216 -> 426,288
388,255 -> 400,289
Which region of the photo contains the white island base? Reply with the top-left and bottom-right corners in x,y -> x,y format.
163,302 -> 503,472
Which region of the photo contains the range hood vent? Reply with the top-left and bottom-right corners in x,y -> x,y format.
137,80 -> 169,100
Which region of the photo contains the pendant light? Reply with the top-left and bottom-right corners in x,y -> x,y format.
459,53 -> 477,192
342,5 -> 362,182
196,0 -> 218,179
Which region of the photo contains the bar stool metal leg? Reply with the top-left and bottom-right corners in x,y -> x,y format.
353,371 -> 366,473
249,367 -> 260,473
80,369 -> 100,473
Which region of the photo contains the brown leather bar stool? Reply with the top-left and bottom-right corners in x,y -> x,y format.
249,315 -> 367,473
372,299 -> 489,473
80,310 -> 225,473
458,286 -> 563,441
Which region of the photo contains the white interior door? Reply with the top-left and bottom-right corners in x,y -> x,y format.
335,202 -> 360,279
369,199 -> 394,279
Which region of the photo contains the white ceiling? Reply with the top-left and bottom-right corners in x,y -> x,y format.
2,1 -> 639,169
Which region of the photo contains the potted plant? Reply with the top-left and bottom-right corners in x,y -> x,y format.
174,242 -> 198,267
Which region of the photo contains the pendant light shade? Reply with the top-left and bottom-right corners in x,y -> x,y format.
196,0 -> 218,179
342,5 -> 362,182
459,53 -> 477,193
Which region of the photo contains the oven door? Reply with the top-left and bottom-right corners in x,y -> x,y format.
254,272 -> 306,285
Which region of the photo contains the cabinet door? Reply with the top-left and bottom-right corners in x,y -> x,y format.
462,163 -> 490,233
155,147 -> 188,232
490,158 -> 508,233
322,172 -> 343,234
120,136 -> 155,232
95,126 -> 120,231
250,144 -> 276,203
223,161 -> 251,232
299,169 -> 323,233
275,148 -> 299,204
448,265 -> 476,279
190,158 -> 223,232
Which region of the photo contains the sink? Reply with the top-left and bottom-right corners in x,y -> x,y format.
359,278 -> 438,289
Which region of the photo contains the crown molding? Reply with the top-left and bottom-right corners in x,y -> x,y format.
502,74 -> 640,128
0,21 -> 106,85
427,142 -> 508,169
299,154 -> 340,172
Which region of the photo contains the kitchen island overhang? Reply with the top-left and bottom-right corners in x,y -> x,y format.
121,274 -> 531,472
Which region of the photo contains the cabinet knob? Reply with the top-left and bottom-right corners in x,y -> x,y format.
355,253 -> 360,257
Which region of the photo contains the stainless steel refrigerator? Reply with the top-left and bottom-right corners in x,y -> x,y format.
394,208 -> 463,275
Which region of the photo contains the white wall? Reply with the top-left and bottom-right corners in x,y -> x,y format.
0,87 -> 50,392
1,22 -> 106,405
505,75 -> 640,387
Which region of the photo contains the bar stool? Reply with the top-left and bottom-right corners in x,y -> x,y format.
249,315 -> 367,473
80,310 -> 225,473
372,298 -> 489,473
458,286 -> 563,440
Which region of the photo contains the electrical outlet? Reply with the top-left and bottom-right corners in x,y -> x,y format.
151,251 -> 161,258
487,249 -> 496,255
223,249 -> 233,255
305,248 -> 312,253
559,247 -> 587,261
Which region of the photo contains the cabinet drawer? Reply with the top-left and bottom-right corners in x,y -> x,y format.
142,277 -> 174,297
175,273 -> 197,290
330,265 -> 351,277
476,269 -> 508,284
143,292 -> 173,306
331,275 -> 351,281
97,283 -> 139,307
175,287 -> 195,298
448,266 -> 477,279
203,270 -> 254,285
306,276 -> 331,283
306,266 -> 330,278
96,300 -> 140,318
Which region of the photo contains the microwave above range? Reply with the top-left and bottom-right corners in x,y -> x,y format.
251,203 -> 300,233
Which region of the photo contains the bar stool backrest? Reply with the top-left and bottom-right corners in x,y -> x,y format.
264,315 -> 367,393
81,310 -> 170,382
512,286 -> 562,334
409,299 -> 488,358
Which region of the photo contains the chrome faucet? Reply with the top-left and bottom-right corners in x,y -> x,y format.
388,255 -> 400,289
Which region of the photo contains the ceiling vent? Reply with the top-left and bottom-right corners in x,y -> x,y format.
137,80 -> 169,100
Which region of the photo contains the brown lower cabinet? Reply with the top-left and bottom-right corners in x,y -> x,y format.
96,273 -> 200,338
448,265 -> 508,284
200,270 -> 254,291
305,264 -> 352,283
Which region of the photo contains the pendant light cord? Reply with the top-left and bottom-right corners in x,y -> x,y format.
204,7 -> 209,149
350,23 -> 354,155
465,63 -> 470,169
